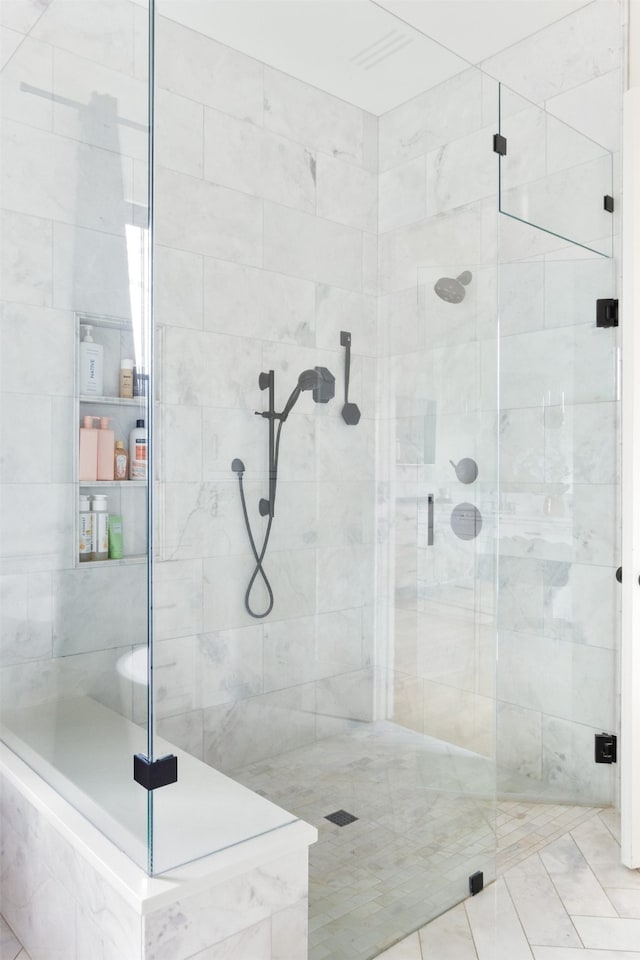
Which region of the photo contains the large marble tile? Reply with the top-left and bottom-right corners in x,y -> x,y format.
375,932 -> 422,960
198,626 -> 264,709
188,920 -> 271,960
504,856 -> 581,948
544,257 -> 614,331
532,949 -> 640,960
571,816 -> 640,891
160,481 -> 248,561
378,67 -> 482,172
52,47 -> 147,159
545,402 -> 618,485
425,124 -> 496,217
379,157 -> 426,234
0,647 -> 125,714
156,15 -> 262,123
498,324 -> 617,410
463,878 -> 533,960
0,483 -> 72,567
159,404 -> 202,483
316,545 -> 374,614
2,121 -> 133,234
263,609 -> 363,692
498,260 -> 545,338
156,167 -> 262,265
203,258 -> 316,346
378,201 -> 483,294
497,702 -> 542,782
203,686 -> 317,772
0,914 -> 22,960
51,564 -> 146,656
263,66 -> 363,166
32,0 -> 135,75
316,153 -> 377,234
202,549 -> 316,631
263,201 -> 363,292
204,109 -> 316,214
0,35 -> 52,132
1,0 -> 53,35
155,245 -> 203,330
571,917 -> 640,952
0,571 -> 52,667
418,901 -> 477,959
0,394 -> 52,484
546,69 -> 623,154
52,223 -> 132,318
272,902 -> 307,960
157,88 -> 203,178
541,718 -> 614,807
499,408 -> 545,483
314,285 -> 377,357
481,1 -> 621,102
162,327 -> 261,408
315,668 -> 375,724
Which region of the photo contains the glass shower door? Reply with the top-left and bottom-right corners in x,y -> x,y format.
495,84 -> 619,807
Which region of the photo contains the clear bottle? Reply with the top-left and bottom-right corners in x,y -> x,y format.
129,419 -> 147,480
114,440 -> 128,480
79,495 -> 93,563
79,325 -> 104,396
90,495 -> 109,561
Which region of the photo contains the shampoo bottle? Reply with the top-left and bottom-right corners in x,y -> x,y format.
90,495 -> 109,561
79,325 -> 104,396
79,495 -> 93,563
114,440 -> 128,480
97,417 -> 115,480
129,419 -> 147,480
79,415 -> 98,482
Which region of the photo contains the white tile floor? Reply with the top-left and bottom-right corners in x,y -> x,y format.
376,808 -> 640,960
2,808 -> 638,960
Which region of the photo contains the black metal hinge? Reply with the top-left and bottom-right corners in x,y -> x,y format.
596,299 -> 618,328
493,134 -> 507,156
469,871 -> 484,895
134,753 -> 178,790
604,195 -> 614,212
594,733 -> 617,764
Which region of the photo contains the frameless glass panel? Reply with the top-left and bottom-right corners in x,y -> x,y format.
496,219 -> 618,806
0,0 -> 153,871
498,82 -> 613,258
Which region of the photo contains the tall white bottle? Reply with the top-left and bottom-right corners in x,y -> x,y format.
79,325 -> 104,396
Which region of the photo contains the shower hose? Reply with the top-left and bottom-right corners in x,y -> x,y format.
235,418 -> 285,619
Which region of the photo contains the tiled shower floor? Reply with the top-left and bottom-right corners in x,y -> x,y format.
233,721 -> 602,960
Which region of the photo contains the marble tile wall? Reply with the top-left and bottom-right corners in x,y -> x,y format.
377,0 -> 622,801
153,12 -> 378,771
0,0 -> 149,730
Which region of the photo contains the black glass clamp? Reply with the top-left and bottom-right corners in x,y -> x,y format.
493,133 -> 507,156
596,299 -> 618,328
604,195 -> 614,212
133,753 -> 178,790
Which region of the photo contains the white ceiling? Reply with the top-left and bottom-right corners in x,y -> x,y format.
158,0 -> 593,115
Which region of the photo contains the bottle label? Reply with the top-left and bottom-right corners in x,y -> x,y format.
114,453 -> 128,480
135,440 -> 147,460
79,514 -> 93,557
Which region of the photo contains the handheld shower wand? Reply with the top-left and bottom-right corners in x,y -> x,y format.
232,366 -> 335,618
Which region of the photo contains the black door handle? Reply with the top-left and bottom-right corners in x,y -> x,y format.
615,567 -> 640,585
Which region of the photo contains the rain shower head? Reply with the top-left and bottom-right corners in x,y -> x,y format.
434,270 -> 472,304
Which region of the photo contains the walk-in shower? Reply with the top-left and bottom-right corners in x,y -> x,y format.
0,1 -> 623,958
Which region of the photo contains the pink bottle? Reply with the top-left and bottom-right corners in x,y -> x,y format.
97,417 -> 115,480
79,416 -> 98,482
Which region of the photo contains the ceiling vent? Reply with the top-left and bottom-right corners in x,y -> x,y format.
350,29 -> 414,70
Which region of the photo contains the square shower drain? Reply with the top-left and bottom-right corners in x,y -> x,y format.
325,809 -> 358,827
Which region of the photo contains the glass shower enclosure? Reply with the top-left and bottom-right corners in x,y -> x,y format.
0,1 -> 620,957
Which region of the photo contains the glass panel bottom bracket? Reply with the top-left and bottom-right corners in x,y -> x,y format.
133,753 -> 178,790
